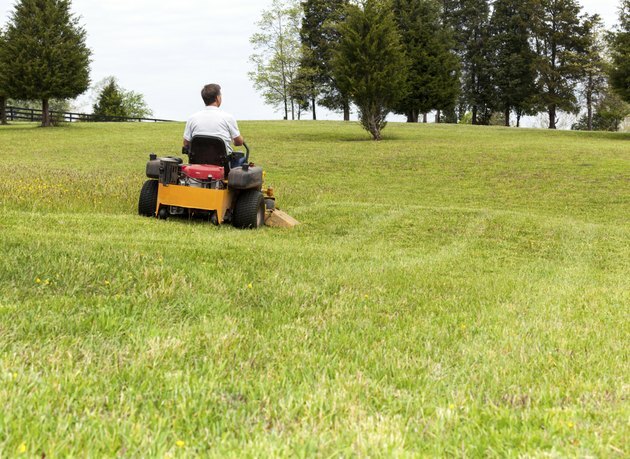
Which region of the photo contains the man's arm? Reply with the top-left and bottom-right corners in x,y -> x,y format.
183,117 -> 193,149
227,114 -> 243,147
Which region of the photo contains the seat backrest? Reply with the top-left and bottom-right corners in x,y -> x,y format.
189,135 -> 228,167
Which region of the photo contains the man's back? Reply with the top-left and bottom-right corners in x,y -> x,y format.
184,106 -> 240,152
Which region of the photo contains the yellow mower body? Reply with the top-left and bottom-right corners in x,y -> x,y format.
154,183 -> 280,226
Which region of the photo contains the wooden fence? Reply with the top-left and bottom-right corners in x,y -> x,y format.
5,106 -> 176,123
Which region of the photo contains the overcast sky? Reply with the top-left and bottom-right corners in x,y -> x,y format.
0,0 -> 623,121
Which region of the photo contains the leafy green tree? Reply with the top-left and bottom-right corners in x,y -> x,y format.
0,0 -> 91,127
120,90 -> 153,119
392,0 -> 459,123
332,0 -> 408,140
610,0 -> 630,103
489,0 -> 538,127
288,69 -> 315,119
530,0 -> 589,129
572,88 -> 630,131
92,79 -> 127,121
249,0 -> 303,120
594,89 -> 630,130
300,0 -> 351,120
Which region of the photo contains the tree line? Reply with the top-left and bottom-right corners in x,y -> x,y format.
0,0 -> 152,127
250,0 -> 630,139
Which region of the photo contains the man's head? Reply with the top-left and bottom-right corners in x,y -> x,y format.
201,84 -> 222,107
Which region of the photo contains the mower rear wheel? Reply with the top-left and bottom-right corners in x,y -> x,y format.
138,180 -> 159,217
232,190 -> 265,229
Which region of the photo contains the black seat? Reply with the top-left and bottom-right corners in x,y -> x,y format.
189,135 -> 229,169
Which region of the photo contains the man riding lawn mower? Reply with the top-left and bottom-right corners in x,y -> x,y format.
138,83 -> 297,228
137,136 -> 298,228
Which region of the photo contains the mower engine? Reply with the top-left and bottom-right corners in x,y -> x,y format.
180,164 -> 226,190
146,156 -> 226,190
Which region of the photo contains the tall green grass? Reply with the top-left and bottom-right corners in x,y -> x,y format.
0,121 -> 628,457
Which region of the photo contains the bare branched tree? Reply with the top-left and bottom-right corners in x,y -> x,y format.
249,0 -> 303,120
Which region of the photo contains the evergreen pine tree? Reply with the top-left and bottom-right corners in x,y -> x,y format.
610,0 -> 630,103
92,79 -> 127,121
392,0 -> 459,123
332,0 -> 408,139
577,15 -> 608,131
489,0 -> 538,127
0,29 -> 8,125
531,0 -> 589,129
300,0 -> 350,120
1,0 -> 91,127
444,0 -> 495,125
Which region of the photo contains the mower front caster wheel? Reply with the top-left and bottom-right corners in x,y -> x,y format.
158,207 -> 169,220
232,190 -> 265,229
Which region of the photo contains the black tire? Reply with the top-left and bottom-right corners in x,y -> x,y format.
138,180 -> 158,217
232,190 -> 265,229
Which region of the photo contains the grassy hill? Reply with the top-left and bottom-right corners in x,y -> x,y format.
0,121 -> 628,456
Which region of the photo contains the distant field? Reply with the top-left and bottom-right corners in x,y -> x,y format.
0,121 -> 628,457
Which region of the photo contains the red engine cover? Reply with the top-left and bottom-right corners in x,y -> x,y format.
181,164 -> 225,181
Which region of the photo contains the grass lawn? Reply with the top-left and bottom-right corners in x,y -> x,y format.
0,121 -> 628,457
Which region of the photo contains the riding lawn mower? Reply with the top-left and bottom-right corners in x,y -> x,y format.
137,136 -> 297,228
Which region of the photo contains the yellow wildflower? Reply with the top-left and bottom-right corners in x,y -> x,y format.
176,440 -> 185,448
247,283 -> 253,289
18,443 -> 27,453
